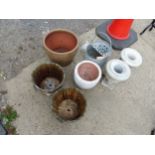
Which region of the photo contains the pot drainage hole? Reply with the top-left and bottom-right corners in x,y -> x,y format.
58,99 -> 79,120
114,65 -> 123,74
40,77 -> 60,91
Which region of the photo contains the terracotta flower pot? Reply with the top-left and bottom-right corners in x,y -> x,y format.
43,29 -> 79,66
52,88 -> 86,120
32,63 -> 65,96
74,60 -> 102,89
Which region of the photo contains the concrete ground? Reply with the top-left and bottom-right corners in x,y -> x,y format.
0,19 -> 102,106
1,19 -> 155,134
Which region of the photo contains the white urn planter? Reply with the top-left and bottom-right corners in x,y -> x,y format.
74,60 -> 102,89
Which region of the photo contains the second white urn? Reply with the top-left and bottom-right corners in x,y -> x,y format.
74,60 -> 102,89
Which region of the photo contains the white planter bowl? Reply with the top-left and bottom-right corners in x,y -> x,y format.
74,60 -> 102,89
106,59 -> 131,82
120,48 -> 142,68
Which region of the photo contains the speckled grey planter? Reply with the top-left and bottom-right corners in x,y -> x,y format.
85,45 -> 109,68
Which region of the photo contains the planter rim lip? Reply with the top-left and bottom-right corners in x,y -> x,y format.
74,60 -> 102,84
43,28 -> 79,55
53,87 -> 86,98
32,63 -> 65,94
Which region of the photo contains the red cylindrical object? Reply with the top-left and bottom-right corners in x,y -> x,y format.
107,19 -> 134,40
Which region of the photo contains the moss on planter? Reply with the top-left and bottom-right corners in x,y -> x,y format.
0,105 -> 18,135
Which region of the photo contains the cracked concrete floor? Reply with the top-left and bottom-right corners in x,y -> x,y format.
1,19 -> 155,134
0,19 -> 102,107
0,19 -> 103,81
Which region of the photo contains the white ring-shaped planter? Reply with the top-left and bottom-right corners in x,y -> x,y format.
106,59 -> 131,82
121,48 -> 142,68
74,60 -> 102,89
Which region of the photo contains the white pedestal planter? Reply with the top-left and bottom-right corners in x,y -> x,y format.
102,59 -> 131,88
74,60 -> 102,89
120,48 -> 142,68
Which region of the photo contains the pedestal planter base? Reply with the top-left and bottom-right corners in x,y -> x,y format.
96,20 -> 138,50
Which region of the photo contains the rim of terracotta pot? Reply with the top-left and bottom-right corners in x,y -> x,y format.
32,63 -> 65,94
43,29 -> 79,55
74,60 -> 102,84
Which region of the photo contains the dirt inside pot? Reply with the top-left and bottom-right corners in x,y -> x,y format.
58,99 -> 79,120
45,31 -> 78,53
32,64 -> 64,92
53,47 -> 70,53
78,62 -> 99,81
40,77 -> 60,90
